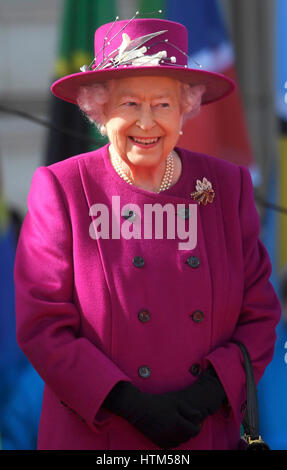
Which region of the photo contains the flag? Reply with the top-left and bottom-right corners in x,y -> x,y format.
256,0 -> 287,450
45,0 -> 117,166
256,154 -> 287,450
0,195 -> 44,449
165,0 -> 255,173
275,0 -> 287,273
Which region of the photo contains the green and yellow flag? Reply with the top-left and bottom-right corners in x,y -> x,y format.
45,0 -> 117,165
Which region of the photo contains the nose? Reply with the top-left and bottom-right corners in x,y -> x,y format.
136,104 -> 156,130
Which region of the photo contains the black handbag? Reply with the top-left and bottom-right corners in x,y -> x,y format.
235,341 -> 270,450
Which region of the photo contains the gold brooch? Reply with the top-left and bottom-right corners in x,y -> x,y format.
190,178 -> 215,205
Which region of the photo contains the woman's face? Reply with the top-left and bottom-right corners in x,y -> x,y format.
103,75 -> 184,168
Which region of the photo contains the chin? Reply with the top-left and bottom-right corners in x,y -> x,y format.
129,150 -> 163,164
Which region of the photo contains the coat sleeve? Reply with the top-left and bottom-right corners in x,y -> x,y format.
203,164 -> 281,427
14,166 -> 133,432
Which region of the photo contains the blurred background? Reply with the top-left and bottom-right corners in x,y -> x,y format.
0,0 -> 286,450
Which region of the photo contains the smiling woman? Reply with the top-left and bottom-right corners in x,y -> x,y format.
14,16 -> 281,451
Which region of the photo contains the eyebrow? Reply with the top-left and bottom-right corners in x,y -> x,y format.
118,90 -> 172,100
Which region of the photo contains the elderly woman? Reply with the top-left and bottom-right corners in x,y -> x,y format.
14,17 -> 281,451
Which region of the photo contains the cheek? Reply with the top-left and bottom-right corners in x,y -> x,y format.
161,106 -> 182,128
107,119 -> 123,140
106,119 -> 131,155
163,113 -> 182,138
109,116 -> 132,132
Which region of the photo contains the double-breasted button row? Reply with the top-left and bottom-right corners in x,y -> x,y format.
123,208 -> 191,221
137,308 -> 204,380
132,255 -> 200,268
139,364 -> 204,379
131,239 -> 201,381
139,363 -> 205,379
138,309 -> 204,324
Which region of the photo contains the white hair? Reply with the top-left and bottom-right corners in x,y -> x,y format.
180,82 -> 206,123
76,80 -> 206,134
77,83 -> 110,135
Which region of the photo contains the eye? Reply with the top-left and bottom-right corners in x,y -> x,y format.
157,102 -> 170,108
122,101 -> 137,107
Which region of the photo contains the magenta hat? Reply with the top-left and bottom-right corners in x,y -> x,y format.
51,17 -> 236,105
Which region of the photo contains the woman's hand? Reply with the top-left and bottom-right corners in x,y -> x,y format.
171,366 -> 227,417
103,381 -> 205,449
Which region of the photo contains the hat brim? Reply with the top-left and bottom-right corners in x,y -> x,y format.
51,66 -> 236,106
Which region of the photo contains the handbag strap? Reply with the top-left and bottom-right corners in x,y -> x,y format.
234,341 -> 259,440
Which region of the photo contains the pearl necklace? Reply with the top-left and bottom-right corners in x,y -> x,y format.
109,145 -> 175,193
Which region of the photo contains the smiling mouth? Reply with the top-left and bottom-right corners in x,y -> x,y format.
129,136 -> 161,145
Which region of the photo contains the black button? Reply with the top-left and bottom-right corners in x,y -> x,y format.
186,256 -> 200,268
190,310 -> 204,323
133,256 -> 145,268
122,210 -> 136,221
177,207 -> 190,219
138,309 -> 151,322
138,366 -> 151,378
189,363 -> 202,376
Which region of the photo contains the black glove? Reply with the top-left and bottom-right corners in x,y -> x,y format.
102,381 -> 205,449
173,366 -> 227,416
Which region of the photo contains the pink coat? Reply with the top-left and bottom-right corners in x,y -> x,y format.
14,144 -> 281,450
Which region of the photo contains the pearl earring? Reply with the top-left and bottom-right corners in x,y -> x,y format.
179,130 -> 183,135
100,125 -> 107,136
